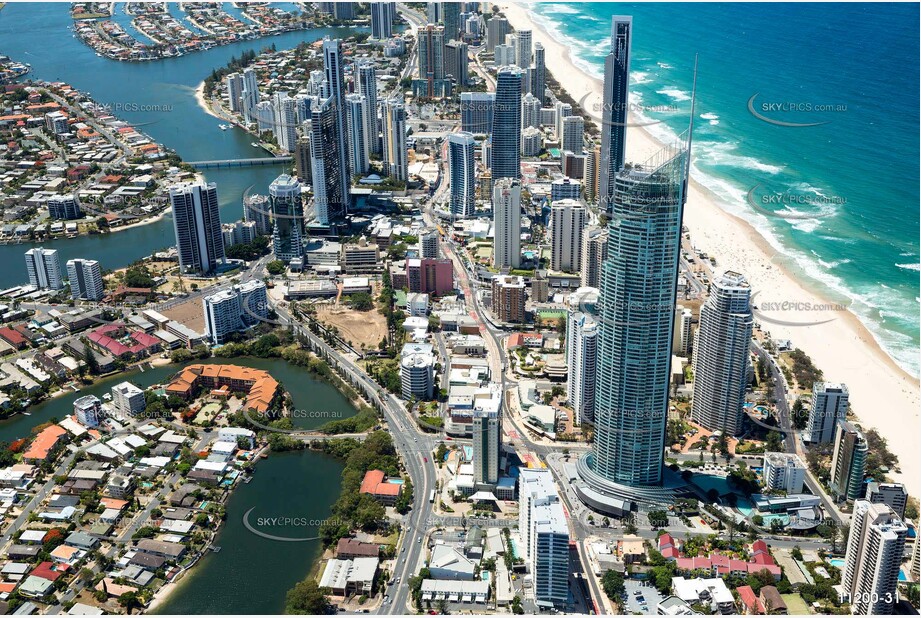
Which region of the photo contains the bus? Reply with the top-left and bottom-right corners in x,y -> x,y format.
429,491 -> 436,504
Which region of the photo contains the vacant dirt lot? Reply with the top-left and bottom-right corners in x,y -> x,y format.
163,298 -> 207,333
316,305 -> 388,351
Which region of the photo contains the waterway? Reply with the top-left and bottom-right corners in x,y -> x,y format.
1,355 -> 355,613
0,3 -> 362,286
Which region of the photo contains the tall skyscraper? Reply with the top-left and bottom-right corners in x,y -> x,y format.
491,66 -> 523,181
691,271 -> 753,437
830,420 -> 868,502
444,39 -> 468,86
170,182 -> 225,275
225,72 -> 244,113
492,178 -> 521,269
576,138 -> 689,507
243,193 -> 273,236
672,305 -> 693,356
580,226 -> 608,289
355,61 -> 380,155
843,501 -> 907,615
561,114 -> 585,155
598,16 -> 632,213
322,38 -> 351,214
241,67 -> 259,125
494,44 -> 516,68
294,135 -> 312,184
865,482 -> 909,519
203,280 -> 268,345
24,247 -> 63,290
381,98 -> 408,182
550,199 -> 586,273
472,405 -> 501,486
567,295 -> 599,425
370,2 -> 392,39
806,382 -> 849,443
310,96 -> 349,225
447,132 -> 476,218
491,275 -> 526,323
521,92 -> 541,131
515,29 -> 532,69
269,174 -> 304,262
519,468 -> 570,607
66,258 -> 104,301
460,92 -> 494,134
440,1 -> 461,42
531,42 -> 546,104
486,16 -> 509,53
418,24 -> 445,98
272,92 -> 298,152
345,93 -> 369,175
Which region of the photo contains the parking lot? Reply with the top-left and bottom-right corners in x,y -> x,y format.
623,578 -> 665,614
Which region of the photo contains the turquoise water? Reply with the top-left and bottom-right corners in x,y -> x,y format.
532,3 -> 920,376
829,558 -> 845,568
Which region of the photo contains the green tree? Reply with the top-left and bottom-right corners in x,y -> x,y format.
266,260 -> 286,275
284,580 -> 331,614
601,570 -> 625,600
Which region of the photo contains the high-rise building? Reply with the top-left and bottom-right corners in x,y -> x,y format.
243,194 -> 272,236
550,177 -> 581,202
599,16 -> 632,213
24,247 -> 63,290
170,182 -> 225,275
554,101 -> 572,140
381,98 -> 408,182
241,67 -> 259,125
865,482 -> 908,519
447,132 -> 476,219
419,229 -> 440,259
225,72 -> 244,113
203,280 -> 268,345
441,2 -> 461,42
294,136 -> 312,184
345,94 -> 369,175
472,404 -> 501,486
47,194 -> 81,220
492,178 -> 521,269
580,227 -> 608,289
310,96 -> 349,225
550,199 -> 586,273
576,138 -> 689,507
269,174 -> 304,262
516,29 -> 532,68
370,2 -> 392,39
74,394 -> 102,428
491,275 -> 526,323
418,24 -> 445,98
830,420 -> 868,502
806,382 -> 849,443
355,61 -> 380,155
486,16 -> 509,52
460,92 -> 494,134
560,114 -> 585,155
691,271 -> 753,436
521,92 -> 541,131
425,1 -> 442,25
332,1 -> 354,20
672,305 -> 693,356
521,127 -> 542,156
519,468 -> 569,607
400,343 -> 435,400
567,305 -> 598,425
321,38 -> 350,214
843,500 -> 907,615
584,144 -> 600,202
66,258 -> 104,301
271,92 -> 298,153
494,44 -> 516,68
762,452 -> 806,494
111,381 -> 146,417
444,39 -> 468,86
531,42 -> 546,104
491,66 -> 523,180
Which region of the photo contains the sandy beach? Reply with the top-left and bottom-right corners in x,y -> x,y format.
501,2 -> 920,491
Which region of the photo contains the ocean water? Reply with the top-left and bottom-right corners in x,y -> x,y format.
532,2 -> 920,376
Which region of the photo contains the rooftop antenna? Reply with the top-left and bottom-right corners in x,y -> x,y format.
683,53 -> 699,205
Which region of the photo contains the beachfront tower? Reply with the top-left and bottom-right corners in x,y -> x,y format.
575,138 -> 689,513
691,271 -> 753,436
447,132 -> 476,218
599,16 -> 632,214
843,501 -> 907,615
491,65 -> 523,181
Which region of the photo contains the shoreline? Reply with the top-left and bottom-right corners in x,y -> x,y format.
501,2 -> 920,491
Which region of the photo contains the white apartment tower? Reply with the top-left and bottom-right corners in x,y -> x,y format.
550,199 -> 586,273
25,247 -> 63,290
843,500 -> 907,615
66,258 -> 104,301
492,178 -> 521,269
806,382 -> 849,443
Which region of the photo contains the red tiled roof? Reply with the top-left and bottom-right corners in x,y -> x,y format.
31,561 -> 65,582
737,585 -> 763,614
0,326 -> 26,346
23,425 -> 67,461
360,469 -> 401,497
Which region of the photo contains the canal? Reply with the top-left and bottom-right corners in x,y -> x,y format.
1,356 -> 355,613
0,3 -> 361,287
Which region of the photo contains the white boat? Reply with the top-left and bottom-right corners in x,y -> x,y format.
251,141 -> 260,147
219,123 -> 230,130
22,412 -> 31,416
